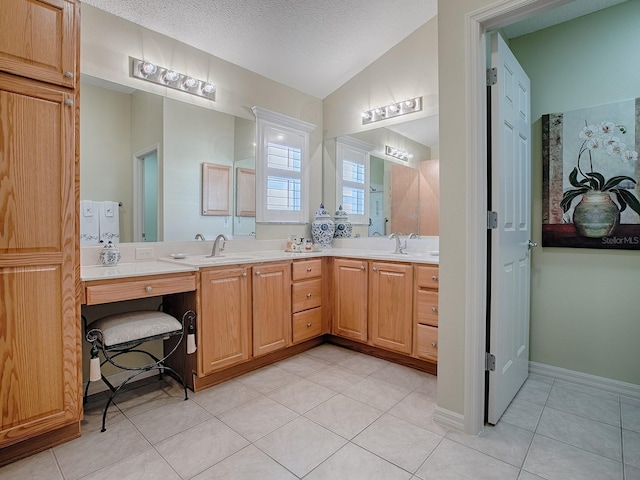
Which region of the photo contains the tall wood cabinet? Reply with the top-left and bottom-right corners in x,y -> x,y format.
332,258 -> 368,341
253,262 -> 291,356
0,0 -> 80,465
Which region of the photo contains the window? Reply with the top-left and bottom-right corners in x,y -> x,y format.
252,107 -> 315,223
336,136 -> 374,225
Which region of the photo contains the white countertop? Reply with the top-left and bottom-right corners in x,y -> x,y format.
81,261 -> 197,281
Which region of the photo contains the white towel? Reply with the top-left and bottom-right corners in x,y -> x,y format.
98,201 -> 120,243
80,200 -> 100,245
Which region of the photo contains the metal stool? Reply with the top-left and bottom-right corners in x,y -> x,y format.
84,309 -> 195,431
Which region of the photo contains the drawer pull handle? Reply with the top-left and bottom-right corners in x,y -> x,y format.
307,322 -> 312,328
64,71 -> 74,78
306,293 -> 312,298
372,267 -> 377,272
431,342 -> 437,347
360,265 -> 366,270
145,286 -> 153,292
242,272 -> 247,277
64,98 -> 73,107
432,275 -> 438,281
307,267 -> 312,272
431,307 -> 437,312
255,270 -> 261,276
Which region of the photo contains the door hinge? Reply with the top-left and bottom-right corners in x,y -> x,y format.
485,352 -> 496,371
487,211 -> 498,229
486,67 -> 497,86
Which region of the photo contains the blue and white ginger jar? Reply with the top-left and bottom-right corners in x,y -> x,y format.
333,205 -> 352,238
311,203 -> 335,248
99,241 -> 121,266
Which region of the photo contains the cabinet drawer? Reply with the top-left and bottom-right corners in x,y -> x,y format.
292,278 -> 322,313
85,274 -> 196,305
416,290 -> 438,326
416,265 -> 439,290
292,307 -> 323,343
292,259 -> 322,281
415,324 -> 438,362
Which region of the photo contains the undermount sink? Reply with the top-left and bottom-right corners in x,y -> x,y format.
161,253 -> 258,266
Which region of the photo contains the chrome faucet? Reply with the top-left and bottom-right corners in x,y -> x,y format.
194,233 -> 205,241
408,233 -> 420,239
208,234 -> 228,257
389,233 -> 407,254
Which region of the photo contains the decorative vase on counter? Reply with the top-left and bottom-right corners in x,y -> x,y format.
99,241 -> 121,266
311,203 -> 335,249
333,205 -> 352,238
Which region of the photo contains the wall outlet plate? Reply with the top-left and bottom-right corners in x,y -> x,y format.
135,247 -> 153,259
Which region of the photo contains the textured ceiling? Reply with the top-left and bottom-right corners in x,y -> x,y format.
82,0 -> 437,99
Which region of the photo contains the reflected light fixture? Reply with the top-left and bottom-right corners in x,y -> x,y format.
385,145 -> 412,161
361,96 -> 422,125
130,57 -> 216,100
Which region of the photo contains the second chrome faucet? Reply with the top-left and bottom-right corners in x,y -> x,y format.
207,233 -> 228,257
388,233 -> 407,254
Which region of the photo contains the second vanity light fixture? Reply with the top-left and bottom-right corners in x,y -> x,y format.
130,57 -> 216,100
385,145 -> 412,161
361,96 -> 422,125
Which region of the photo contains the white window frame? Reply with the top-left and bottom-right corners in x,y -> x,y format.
252,107 -> 315,224
336,136 -> 375,225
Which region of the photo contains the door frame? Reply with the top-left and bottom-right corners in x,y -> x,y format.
462,0 -> 572,435
133,144 -> 162,242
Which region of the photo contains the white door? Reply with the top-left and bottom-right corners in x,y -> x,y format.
487,32 -> 532,425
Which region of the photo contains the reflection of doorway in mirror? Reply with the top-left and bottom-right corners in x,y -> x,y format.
369,184 -> 385,236
134,147 -> 159,242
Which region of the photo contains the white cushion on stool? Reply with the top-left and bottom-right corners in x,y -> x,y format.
90,311 -> 182,347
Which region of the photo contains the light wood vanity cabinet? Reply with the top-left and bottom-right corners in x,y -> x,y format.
414,265 -> 439,362
0,0 -> 80,464
199,267 -> 251,374
369,262 -> 414,354
252,262 -> 291,356
332,258 -> 369,341
291,259 -> 323,343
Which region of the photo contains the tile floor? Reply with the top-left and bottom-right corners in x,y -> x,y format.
1,344 -> 639,479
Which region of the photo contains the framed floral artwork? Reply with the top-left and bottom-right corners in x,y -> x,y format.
542,98 -> 640,249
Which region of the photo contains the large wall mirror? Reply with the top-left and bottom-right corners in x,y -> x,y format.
325,114 -> 439,237
80,75 -> 256,243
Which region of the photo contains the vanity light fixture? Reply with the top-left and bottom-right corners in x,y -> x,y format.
361,96 -> 422,125
385,145 -> 412,161
130,57 -> 216,100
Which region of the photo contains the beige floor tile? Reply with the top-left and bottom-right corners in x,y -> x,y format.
370,363 -> 433,392
416,438 -> 519,480
112,377 -> 187,417
446,421 -> 534,468
0,450 -> 63,480
53,419 -> 149,480
623,428 -> 640,469
305,393 -> 383,439
265,378 -> 336,414
338,352 -> 390,375
191,445 -> 297,480
514,378 -> 552,406
523,434 -> 623,480
305,442 -> 412,480
622,400 -> 640,433
305,365 -> 366,392
625,463 -> 640,480
304,343 -> 357,364
274,353 -> 330,376
79,448 -> 180,480
155,418 -> 249,478
518,471 -> 547,480
217,395 -> 298,442
128,398 -> 211,444
235,365 -> 300,393
254,416 -> 346,477
353,414 -> 443,473
343,377 -> 410,411
387,391 -> 447,435
500,397 -> 544,432
190,379 -> 261,416
81,393 -> 127,433
546,384 -> 621,427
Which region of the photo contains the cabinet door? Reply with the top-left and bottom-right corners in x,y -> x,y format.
332,258 -> 368,341
200,267 -> 251,374
369,262 -> 414,354
0,0 -> 78,88
0,74 -> 79,447
253,262 -> 291,356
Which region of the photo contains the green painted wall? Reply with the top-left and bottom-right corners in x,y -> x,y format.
510,1 -> 640,385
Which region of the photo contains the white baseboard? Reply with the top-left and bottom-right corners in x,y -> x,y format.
529,361 -> 640,400
434,405 -> 465,432
84,369 -> 160,397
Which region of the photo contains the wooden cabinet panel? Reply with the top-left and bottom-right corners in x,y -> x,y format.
291,278 -> 322,313
253,262 -> 291,356
415,324 -> 438,362
84,273 -> 196,305
292,259 -> 322,281
369,262 -> 413,354
416,290 -> 438,327
200,267 -> 251,374
292,308 -> 322,343
416,265 -> 439,290
0,0 -> 78,88
332,258 -> 368,341
202,162 -> 231,216
236,167 -> 255,217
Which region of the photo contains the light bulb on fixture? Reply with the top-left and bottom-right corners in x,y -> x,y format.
202,82 -> 216,94
183,77 -> 198,89
131,57 -> 216,101
374,108 -> 384,116
404,99 -> 415,108
388,104 -> 398,113
163,70 -> 180,82
140,62 -> 157,76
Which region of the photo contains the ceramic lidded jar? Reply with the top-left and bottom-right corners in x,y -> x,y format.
99,241 -> 121,266
311,203 -> 335,248
333,205 -> 352,238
